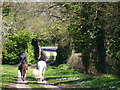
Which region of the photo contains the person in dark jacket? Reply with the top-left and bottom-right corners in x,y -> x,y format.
18,52 -> 28,70
38,50 -> 47,61
36,50 -> 47,69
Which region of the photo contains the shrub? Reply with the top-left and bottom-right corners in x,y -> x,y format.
58,64 -> 69,70
67,53 -> 84,73
55,43 -> 71,66
2,30 -> 36,65
67,53 -> 98,74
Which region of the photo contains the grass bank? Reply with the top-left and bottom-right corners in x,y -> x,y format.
45,64 -> 120,89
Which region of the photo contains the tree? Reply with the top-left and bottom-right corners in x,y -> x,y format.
2,2 -> 119,76
59,2 -> 119,74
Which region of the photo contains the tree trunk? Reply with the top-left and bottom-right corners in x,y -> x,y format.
95,29 -> 106,73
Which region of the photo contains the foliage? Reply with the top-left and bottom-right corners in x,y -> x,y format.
57,2 -> 119,75
55,42 -> 71,66
67,53 -> 98,74
2,2 -> 119,76
3,2 -> 68,46
31,38 -> 39,61
64,2 -> 107,73
58,64 -> 69,70
25,42 -> 35,65
67,53 -> 84,72
2,30 -> 36,65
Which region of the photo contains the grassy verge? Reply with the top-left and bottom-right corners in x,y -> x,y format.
2,64 -> 46,89
2,65 -> 18,89
80,75 -> 120,88
45,64 -> 120,88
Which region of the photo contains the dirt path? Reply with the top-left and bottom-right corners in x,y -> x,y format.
15,70 -> 31,89
36,79 -> 61,90
16,67 -> 61,90
29,64 -> 61,89
32,68 -> 61,90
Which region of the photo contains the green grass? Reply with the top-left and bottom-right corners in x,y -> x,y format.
2,64 -> 120,89
80,75 -> 120,88
2,65 -> 18,89
2,64 -> 46,89
45,65 -> 83,87
45,64 -> 120,88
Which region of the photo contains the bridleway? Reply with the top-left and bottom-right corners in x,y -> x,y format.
31,64 -> 61,90
15,70 -> 31,90
15,65 -> 61,90
36,78 -> 61,90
